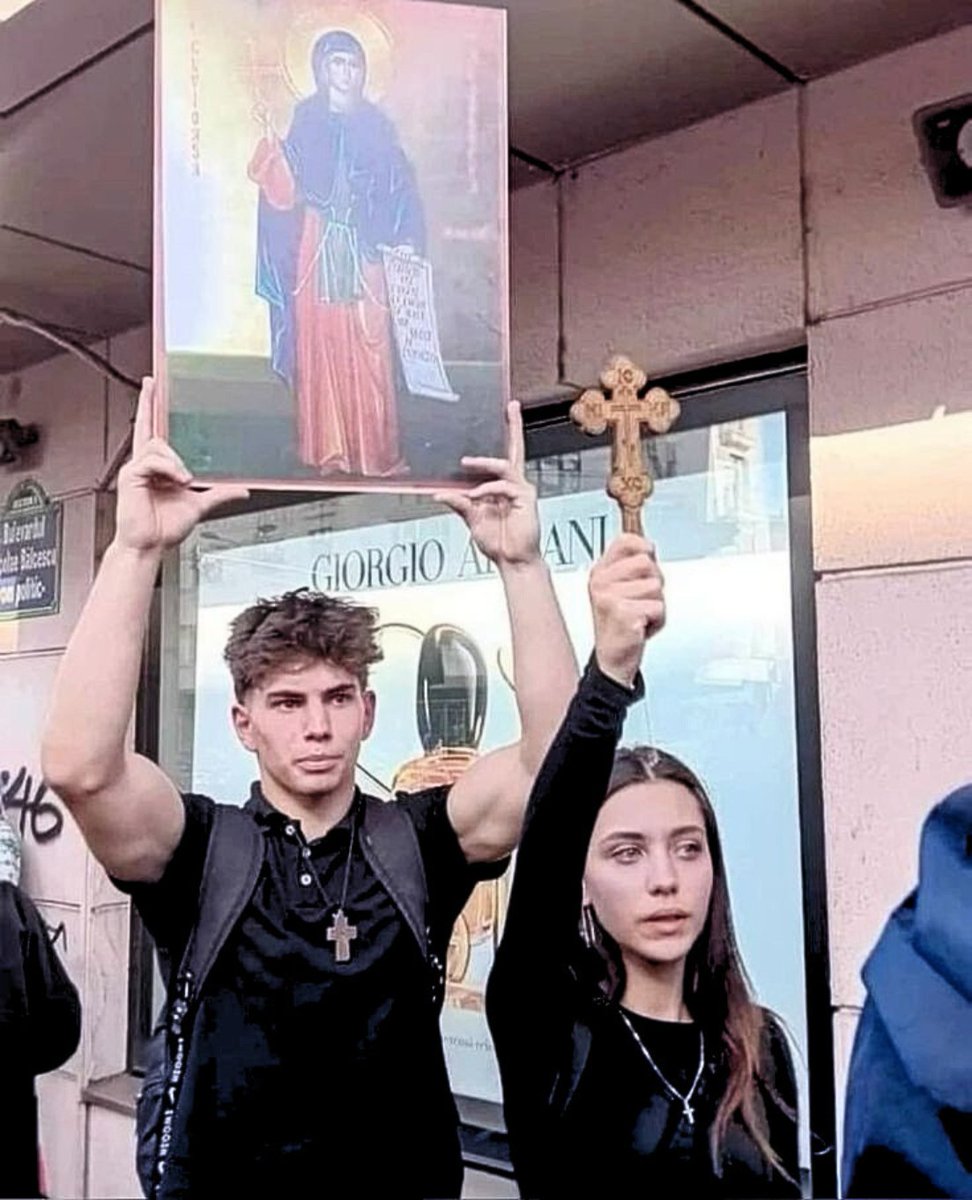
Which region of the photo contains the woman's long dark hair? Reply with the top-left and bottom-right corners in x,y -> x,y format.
582,745 -> 795,1178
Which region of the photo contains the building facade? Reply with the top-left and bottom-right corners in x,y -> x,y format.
1,21 -> 971,1198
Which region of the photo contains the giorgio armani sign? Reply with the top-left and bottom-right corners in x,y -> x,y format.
310,513 -> 609,594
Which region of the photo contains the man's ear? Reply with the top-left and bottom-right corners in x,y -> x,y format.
361,689 -> 376,741
232,701 -> 257,753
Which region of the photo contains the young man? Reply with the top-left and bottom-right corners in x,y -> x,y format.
42,379 -> 578,1198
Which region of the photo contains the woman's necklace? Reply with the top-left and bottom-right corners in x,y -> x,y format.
618,1008 -> 706,1126
291,801 -> 360,962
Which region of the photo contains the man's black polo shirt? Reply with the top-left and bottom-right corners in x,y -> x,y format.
121,783 -> 505,1198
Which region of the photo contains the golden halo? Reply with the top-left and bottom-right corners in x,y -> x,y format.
283,7 -> 394,103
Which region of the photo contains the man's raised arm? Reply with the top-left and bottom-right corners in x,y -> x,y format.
436,402 -> 579,862
41,379 -> 248,882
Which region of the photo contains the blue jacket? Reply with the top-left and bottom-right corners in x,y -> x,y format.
842,784 -> 972,1198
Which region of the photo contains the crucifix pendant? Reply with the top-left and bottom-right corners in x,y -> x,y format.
682,1101 -> 695,1126
326,908 -> 358,962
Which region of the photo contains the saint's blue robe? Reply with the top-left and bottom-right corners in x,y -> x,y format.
255,94 -> 425,389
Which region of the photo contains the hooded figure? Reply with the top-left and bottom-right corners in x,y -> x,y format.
842,784 -> 972,1198
0,825 -> 82,1199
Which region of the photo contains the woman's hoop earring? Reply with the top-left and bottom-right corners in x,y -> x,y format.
581,903 -> 598,950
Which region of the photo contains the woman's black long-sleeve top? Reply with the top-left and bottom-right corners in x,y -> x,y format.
485,659 -> 800,1199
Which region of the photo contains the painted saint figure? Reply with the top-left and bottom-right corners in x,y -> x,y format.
248,30 -> 424,477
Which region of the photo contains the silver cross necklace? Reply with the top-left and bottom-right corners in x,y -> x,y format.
618,1008 -> 706,1126
289,802 -> 360,963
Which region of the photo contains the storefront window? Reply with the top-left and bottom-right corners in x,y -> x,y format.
134,364 -> 829,1190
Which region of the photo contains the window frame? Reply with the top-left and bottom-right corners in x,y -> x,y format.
128,347 -> 836,1196
523,349 -> 834,1197
129,579 -> 163,1073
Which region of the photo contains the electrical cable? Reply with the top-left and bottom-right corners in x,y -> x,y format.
0,306 -> 142,489
0,306 -> 141,391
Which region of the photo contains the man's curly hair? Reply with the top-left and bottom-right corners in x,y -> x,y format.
223,588 -> 383,700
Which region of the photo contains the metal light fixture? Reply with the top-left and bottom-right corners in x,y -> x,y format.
914,93 -> 972,208
0,419 -> 40,466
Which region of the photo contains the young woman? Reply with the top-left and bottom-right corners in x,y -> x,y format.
486,543 -> 800,1199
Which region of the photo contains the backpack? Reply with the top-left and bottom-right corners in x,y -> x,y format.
135,796 -> 437,1198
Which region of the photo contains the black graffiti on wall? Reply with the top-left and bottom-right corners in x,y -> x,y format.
45,921 -> 67,952
1,765 -> 64,844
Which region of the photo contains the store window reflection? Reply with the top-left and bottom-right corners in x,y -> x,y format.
133,384 -> 817,1187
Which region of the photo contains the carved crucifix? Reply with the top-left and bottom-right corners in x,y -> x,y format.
570,355 -> 681,535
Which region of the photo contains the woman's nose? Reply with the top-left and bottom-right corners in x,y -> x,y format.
644,850 -> 678,894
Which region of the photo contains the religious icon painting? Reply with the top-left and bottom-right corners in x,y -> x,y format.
153,0 -> 508,492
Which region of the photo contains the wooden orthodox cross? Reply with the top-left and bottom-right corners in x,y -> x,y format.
569,356 -> 681,535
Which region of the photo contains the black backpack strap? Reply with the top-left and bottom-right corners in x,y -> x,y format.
360,796 -> 428,961
179,805 -> 265,998
150,806 -> 264,1196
